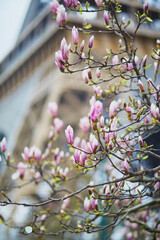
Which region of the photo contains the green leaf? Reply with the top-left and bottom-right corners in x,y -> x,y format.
146,17 -> 153,22
144,64 -> 151,70
142,155 -> 148,160
83,24 -> 92,29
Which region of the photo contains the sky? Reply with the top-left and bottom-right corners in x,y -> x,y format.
0,0 -> 31,61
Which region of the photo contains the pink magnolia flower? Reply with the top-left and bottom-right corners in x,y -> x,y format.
89,35 -> 94,49
65,125 -> 74,144
79,116 -> 90,133
79,152 -> 86,166
73,136 -> 80,147
30,146 -> 41,162
72,26 -> 79,45
138,136 -> 143,149
63,0 -> 72,7
60,37 -> 70,60
84,197 -> 90,212
128,62 -> 134,73
96,68 -> 101,78
100,116 -> 104,128
72,0 -> 78,7
144,115 -> 150,124
104,11 -> 110,25
40,214 -> 47,223
74,149 -> 80,163
93,86 -> 102,98
82,69 -> 91,84
104,131 -> 112,144
143,1 -> 149,14
48,102 -> 58,117
0,137 -> 7,153
34,171 -> 41,183
80,40 -> 85,52
81,139 -> 89,152
53,118 -> 64,133
109,99 -> 121,119
150,103 -> 159,119
89,134 -> 98,153
55,50 -> 65,69
147,78 -> 153,93
123,159 -> 129,171
138,80 -> 145,93
22,146 -> 30,162
90,100 -> 103,122
17,162 -> 27,179
142,55 -> 147,68
95,0 -> 103,7
61,196 -> 70,210
134,56 -> 139,66
112,55 -> 119,71
50,0 -> 60,15
154,181 -> 160,190
90,198 -> 96,210
56,5 -> 67,27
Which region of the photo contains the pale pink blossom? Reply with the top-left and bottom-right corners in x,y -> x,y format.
109,99 -> 121,119
63,0 -> 72,7
79,117 -> 90,133
144,115 -> 150,124
112,55 -> 119,71
65,125 -> 74,144
95,0 -> 103,7
22,146 -> 30,161
134,56 -> 139,66
60,37 -> 70,60
89,35 -> 94,48
143,1 -> 149,14
150,103 -> 159,119
138,80 -> 145,93
79,152 -> 86,166
40,214 -> 47,223
17,162 -> 27,179
72,0 -> 78,7
123,159 -> 129,171
80,40 -> 85,52
0,137 -> 7,153
93,86 -> 102,98
50,0 -> 60,15
34,171 -> 41,183
73,136 -> 80,147
89,134 -> 98,153
48,102 -> 58,117
61,196 -> 70,210
90,100 -> 103,122
82,69 -> 91,84
100,116 -> 104,128
138,136 -> 143,149
104,11 -> 110,25
53,118 -> 64,133
55,50 -> 65,69
74,149 -> 80,163
72,26 -> 79,45
96,68 -> 101,78
56,5 -> 67,27
142,55 -> 147,68
84,197 -> 90,212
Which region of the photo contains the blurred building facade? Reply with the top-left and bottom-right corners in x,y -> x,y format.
0,0 -> 160,239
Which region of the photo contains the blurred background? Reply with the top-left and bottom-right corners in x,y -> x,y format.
0,0 -> 160,239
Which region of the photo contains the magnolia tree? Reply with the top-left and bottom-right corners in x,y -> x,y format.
0,0 -> 160,239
